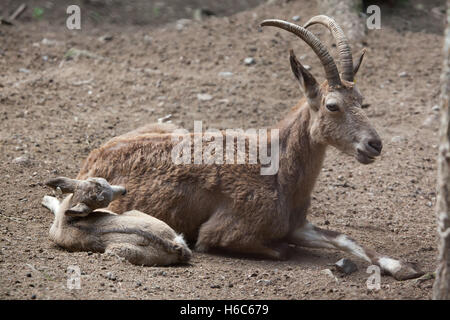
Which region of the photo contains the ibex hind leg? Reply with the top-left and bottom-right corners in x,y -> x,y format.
195,210 -> 289,260
196,239 -> 287,260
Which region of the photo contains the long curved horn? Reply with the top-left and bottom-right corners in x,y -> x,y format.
304,15 -> 354,82
261,19 -> 342,87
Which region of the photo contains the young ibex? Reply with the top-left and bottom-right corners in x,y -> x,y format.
42,177 -> 192,266
77,16 -> 422,280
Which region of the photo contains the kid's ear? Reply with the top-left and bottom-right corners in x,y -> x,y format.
45,177 -> 80,194
66,203 -> 92,217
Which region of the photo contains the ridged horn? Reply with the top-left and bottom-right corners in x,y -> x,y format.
261,19 -> 342,87
304,15 -> 354,82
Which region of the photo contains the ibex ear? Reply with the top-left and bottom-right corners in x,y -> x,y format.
45,177 -> 80,194
353,48 -> 366,77
289,50 -> 321,110
66,203 -> 92,217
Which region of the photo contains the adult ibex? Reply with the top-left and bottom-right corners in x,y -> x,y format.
77,16 -> 422,280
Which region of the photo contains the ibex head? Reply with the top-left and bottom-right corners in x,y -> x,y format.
261,16 -> 382,164
45,177 -> 126,216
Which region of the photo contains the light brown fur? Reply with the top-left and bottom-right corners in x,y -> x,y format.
42,177 -> 192,266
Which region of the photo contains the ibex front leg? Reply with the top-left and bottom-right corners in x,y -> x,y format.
288,222 -> 423,280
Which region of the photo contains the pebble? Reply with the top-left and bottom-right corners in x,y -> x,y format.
175,19 -> 191,31
197,93 -> 213,101
41,38 -> 60,46
422,114 -> 439,127
335,258 -> 358,275
105,272 -> 116,281
244,57 -> 255,65
256,279 -> 272,286
321,269 -> 339,284
98,35 -> 113,42
391,135 -> 406,143
157,114 -> 172,123
398,71 -> 408,77
292,15 -> 301,22
12,156 -> 31,166
218,71 -> 233,77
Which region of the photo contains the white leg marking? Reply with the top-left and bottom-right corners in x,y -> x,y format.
291,223 -> 335,249
174,234 -> 188,247
291,223 -> 372,263
334,235 -> 371,263
378,257 -> 402,274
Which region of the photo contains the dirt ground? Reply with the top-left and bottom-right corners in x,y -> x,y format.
0,0 -> 447,300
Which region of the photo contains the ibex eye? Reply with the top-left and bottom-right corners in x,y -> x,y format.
326,103 -> 339,112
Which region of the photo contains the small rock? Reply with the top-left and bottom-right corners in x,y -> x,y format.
391,135 -> 406,143
19,68 -> 31,74
105,272 -> 116,281
422,113 -> 439,128
31,294 -> 36,300
157,114 -> 172,123
12,156 -> 31,166
248,271 -> 258,278
197,93 -> 213,101
64,48 -> 104,60
321,268 -> 339,284
244,57 -> 255,66
218,71 -> 233,77
210,284 -> 221,289
41,38 -> 60,46
303,65 -> 311,70
193,8 -> 216,21
398,71 -> 408,78
335,258 -> 358,275
175,19 -> 191,31
431,104 -> 440,112
98,35 -> 113,42
292,15 -> 301,22
256,279 -> 272,286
